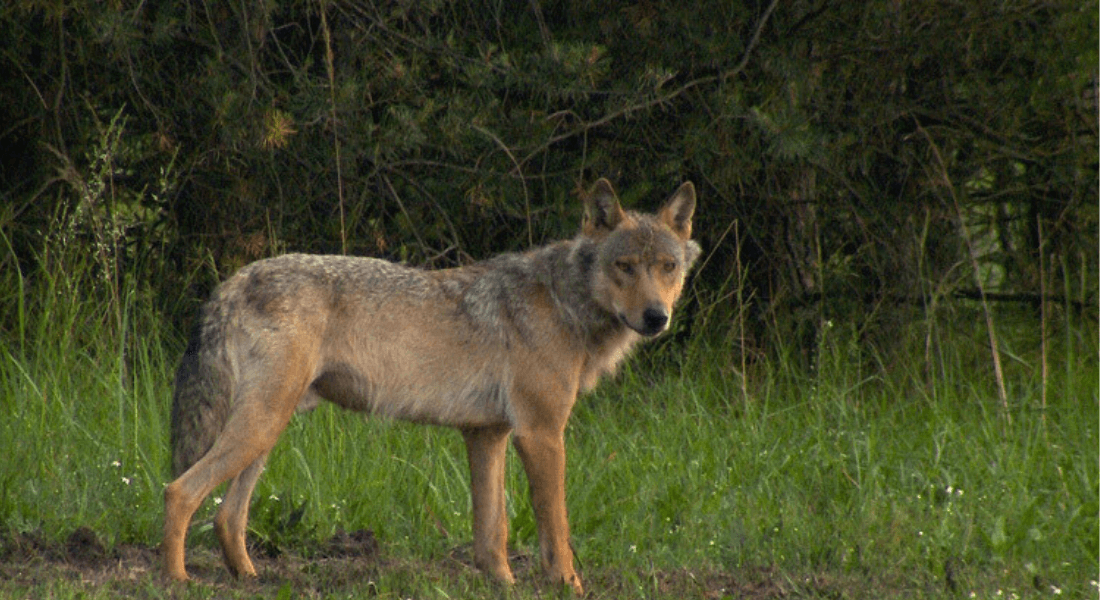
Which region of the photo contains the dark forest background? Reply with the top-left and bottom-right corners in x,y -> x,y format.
1,0 -> 1096,365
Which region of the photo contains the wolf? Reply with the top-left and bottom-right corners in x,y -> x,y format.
162,178 -> 701,594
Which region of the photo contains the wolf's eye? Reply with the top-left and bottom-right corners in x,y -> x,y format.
615,261 -> 635,275
662,261 -> 677,273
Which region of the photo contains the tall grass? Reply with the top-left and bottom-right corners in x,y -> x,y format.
0,244 -> 174,547
0,248 -> 1096,599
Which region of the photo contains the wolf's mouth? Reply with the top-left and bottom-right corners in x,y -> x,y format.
618,311 -> 669,337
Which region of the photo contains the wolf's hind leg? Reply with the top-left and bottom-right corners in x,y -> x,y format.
215,451 -> 270,577
163,426 -> 271,580
163,358 -> 309,581
463,425 -> 514,585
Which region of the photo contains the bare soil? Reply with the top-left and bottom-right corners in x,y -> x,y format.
0,527 -> 869,599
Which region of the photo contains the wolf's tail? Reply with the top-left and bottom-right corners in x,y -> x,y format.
170,314 -> 233,477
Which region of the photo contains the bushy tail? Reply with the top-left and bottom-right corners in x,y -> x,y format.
170,317 -> 232,477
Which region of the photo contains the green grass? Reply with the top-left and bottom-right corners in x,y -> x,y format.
0,263 -> 1096,599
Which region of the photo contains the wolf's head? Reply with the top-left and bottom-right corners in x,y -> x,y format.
584,179 -> 701,337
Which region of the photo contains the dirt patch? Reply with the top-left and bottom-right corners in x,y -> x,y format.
1,528 -> 158,589
0,527 -> 881,599
314,527 -> 379,558
0,526 -> 381,591
2,527 -> 121,569
64,526 -> 112,568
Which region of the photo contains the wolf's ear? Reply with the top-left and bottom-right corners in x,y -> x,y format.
659,181 -> 696,240
583,178 -> 626,235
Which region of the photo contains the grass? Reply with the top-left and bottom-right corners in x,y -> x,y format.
0,259 -> 1096,599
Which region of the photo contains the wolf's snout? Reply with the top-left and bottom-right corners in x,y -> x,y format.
640,308 -> 669,336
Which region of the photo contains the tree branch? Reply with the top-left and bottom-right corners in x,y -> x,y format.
517,0 -> 780,171
723,0 -> 781,83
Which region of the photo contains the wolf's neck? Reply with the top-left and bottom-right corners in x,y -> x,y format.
529,240 -> 626,350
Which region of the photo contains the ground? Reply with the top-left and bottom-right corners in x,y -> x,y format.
0,527 -> 867,599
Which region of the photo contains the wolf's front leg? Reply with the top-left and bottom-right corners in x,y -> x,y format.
462,425 -> 515,585
513,428 -> 584,595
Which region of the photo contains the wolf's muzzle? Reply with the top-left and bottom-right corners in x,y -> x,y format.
619,307 -> 669,337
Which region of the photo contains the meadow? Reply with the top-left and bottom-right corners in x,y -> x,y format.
0,261 -> 1096,599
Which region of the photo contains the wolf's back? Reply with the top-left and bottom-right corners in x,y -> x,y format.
170,310 -> 233,477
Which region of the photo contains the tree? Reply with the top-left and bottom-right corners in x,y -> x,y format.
1,0 -> 1095,354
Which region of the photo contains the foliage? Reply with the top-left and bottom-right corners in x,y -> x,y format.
1,0 -> 1095,351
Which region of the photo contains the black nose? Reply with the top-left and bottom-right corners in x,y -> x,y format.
641,308 -> 669,334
